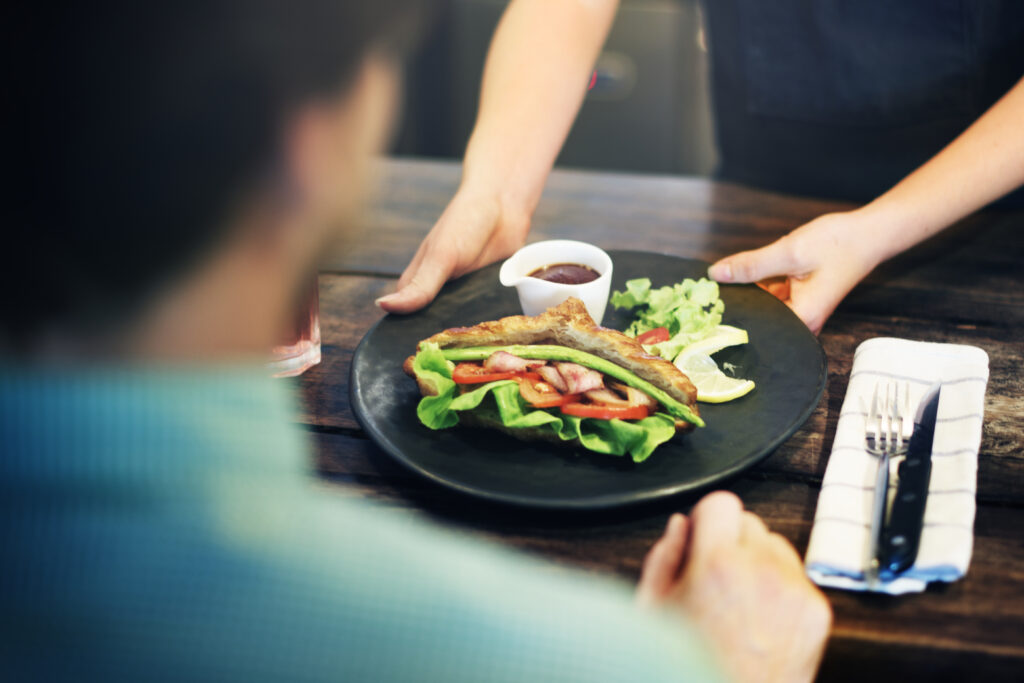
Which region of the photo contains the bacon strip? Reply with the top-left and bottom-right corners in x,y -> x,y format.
611,381 -> 660,409
555,362 -> 604,394
484,351 -> 544,373
537,365 -> 569,393
584,388 -> 632,407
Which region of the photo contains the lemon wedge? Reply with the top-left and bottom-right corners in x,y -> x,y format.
680,325 -> 749,357
674,352 -> 755,402
674,326 -> 755,403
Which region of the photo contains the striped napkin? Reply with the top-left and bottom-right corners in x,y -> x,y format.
805,338 -> 989,595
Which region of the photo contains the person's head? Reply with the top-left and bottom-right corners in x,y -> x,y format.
7,2 -> 432,360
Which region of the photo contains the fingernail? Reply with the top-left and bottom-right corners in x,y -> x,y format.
374,295 -> 393,309
708,262 -> 732,282
669,513 -> 684,532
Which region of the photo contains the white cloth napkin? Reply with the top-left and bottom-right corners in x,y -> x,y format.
805,338 -> 989,595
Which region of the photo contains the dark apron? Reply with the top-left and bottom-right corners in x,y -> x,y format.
702,0 -> 1024,206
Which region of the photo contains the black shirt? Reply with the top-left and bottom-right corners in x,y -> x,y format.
703,0 -> 1024,204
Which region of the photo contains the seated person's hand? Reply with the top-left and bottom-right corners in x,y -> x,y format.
637,491 -> 832,683
708,211 -> 882,334
376,187 -> 531,313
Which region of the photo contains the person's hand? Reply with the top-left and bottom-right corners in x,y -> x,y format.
375,187 -> 532,313
707,210 -> 884,334
637,491 -> 832,683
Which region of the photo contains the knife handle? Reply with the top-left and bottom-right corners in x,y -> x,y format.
878,454 -> 932,579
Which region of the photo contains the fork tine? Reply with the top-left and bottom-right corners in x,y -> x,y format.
890,382 -> 902,451
868,382 -> 881,450
903,383 -> 914,442
896,382 -> 905,451
880,382 -> 888,456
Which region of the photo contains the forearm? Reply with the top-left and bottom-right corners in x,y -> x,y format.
861,76 -> 1024,263
459,0 -> 618,216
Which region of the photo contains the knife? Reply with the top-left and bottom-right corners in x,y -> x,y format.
877,383 -> 942,581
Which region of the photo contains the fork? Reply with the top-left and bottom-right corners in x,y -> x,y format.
862,381 -> 914,587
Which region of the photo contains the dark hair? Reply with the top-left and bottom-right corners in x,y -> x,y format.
6,2 -> 431,351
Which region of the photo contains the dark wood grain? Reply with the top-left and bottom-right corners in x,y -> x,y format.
294,275 -> 389,432
302,158 -> 1024,681
332,158 -> 855,276
332,159 -> 1024,330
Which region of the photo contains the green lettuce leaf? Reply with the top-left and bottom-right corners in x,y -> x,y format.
410,343 -> 458,429
562,412 -> 677,463
608,278 -> 652,310
410,344 -> 679,462
611,277 -> 725,360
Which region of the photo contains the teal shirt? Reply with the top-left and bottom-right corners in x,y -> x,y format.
0,368 -> 724,682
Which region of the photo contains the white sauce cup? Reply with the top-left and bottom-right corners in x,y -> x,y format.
499,240 -> 613,324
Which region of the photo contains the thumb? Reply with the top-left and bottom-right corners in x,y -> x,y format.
376,260 -> 451,314
636,513 -> 690,606
786,278 -> 845,335
708,238 -> 801,284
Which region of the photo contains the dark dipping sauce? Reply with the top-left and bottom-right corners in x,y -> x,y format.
528,263 -> 600,285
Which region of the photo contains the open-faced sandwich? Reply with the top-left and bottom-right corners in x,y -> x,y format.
403,298 -> 702,462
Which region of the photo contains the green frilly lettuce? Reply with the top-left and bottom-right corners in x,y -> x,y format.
411,343 -> 677,463
611,277 -> 725,361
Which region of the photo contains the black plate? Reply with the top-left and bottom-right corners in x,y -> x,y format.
350,252 -> 826,509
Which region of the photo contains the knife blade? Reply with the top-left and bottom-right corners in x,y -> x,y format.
877,383 -> 942,580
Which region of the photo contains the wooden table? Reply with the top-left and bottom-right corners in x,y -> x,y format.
299,158 -> 1024,681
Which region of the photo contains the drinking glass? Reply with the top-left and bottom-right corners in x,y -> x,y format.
268,277 -> 321,378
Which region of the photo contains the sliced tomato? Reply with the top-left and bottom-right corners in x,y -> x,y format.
636,327 -> 671,345
452,364 -> 542,385
452,363 -> 516,384
561,403 -> 649,421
